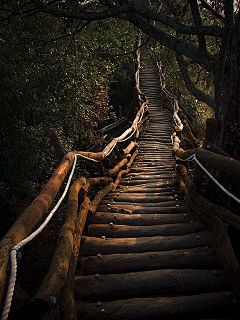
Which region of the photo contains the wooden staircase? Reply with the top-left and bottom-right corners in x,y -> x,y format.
75,52 -> 239,319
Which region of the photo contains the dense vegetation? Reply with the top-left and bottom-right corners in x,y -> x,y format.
0,0 -> 239,236
0,12 -> 136,236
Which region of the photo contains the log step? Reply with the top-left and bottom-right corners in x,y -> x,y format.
88,221 -> 208,238
77,291 -> 239,320
89,212 -> 190,226
81,231 -> 215,255
81,247 -> 221,275
103,195 -> 182,203
98,205 -> 187,214
75,269 -> 230,301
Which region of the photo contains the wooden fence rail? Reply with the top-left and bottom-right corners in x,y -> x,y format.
0,45 -> 148,318
164,63 -> 240,301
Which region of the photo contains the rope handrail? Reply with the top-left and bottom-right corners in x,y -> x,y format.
157,58 -> 240,205
0,45 -> 148,320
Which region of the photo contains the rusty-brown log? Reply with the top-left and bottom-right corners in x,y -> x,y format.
88,221 -> 207,238
75,269 -> 229,301
113,169 -> 130,192
179,174 -> 240,297
27,177 -> 87,314
177,164 -> 197,193
172,134 -> 195,160
195,148 -> 240,179
108,158 -> 128,176
76,291 -> 239,320
172,135 -> 240,178
81,231 -> 215,256
204,140 -> 230,157
0,152 -> 77,305
127,149 -> 139,168
123,141 -> 138,155
187,196 -> 240,297
81,247 -> 221,275
89,183 -> 113,213
61,196 -> 90,320
87,177 -> 112,186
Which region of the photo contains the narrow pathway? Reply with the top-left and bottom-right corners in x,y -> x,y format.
75,51 -> 238,319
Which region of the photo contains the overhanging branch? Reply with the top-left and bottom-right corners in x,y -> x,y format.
124,12 -> 216,72
199,0 -> 225,23
176,54 -> 215,109
31,0 -> 223,38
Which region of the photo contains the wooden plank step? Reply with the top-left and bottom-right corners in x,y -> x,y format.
88,221 -> 208,238
81,247 -> 221,275
76,291 -> 239,320
112,187 -> 176,194
100,200 -> 185,208
121,175 -> 175,180
108,191 -> 178,197
98,205 -> 186,214
119,180 -> 175,186
88,212 -> 191,226
75,269 -> 230,301
104,195 -> 182,203
81,231 -> 214,256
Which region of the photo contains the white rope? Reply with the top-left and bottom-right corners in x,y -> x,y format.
159,61 -> 240,205
174,151 -> 240,204
1,153 -> 81,320
1,100 -> 147,320
116,104 -> 146,144
193,154 -> 240,204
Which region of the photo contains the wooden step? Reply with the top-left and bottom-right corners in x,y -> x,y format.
75,269 -> 230,301
88,221 -> 208,238
76,291 -> 239,320
81,247 -> 221,275
98,204 -> 187,214
81,231 -> 215,255
104,194 -> 182,203
88,211 -> 192,226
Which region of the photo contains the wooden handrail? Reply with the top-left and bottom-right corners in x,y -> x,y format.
177,164 -> 240,297
0,45 -> 148,314
172,134 -> 240,179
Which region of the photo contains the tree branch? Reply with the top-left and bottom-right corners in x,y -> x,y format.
199,0 -> 225,23
214,0 -> 233,118
176,54 -> 215,108
189,0 -> 207,54
31,0 -> 223,37
124,12 -> 216,72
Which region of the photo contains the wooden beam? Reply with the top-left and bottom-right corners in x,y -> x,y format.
81,231 -> 215,256
27,177 -> 87,314
88,221 -> 208,238
89,183 -> 113,213
0,152 -> 76,305
76,291 -> 239,320
81,247 -> 221,275
61,196 -> 90,320
75,269 -> 230,301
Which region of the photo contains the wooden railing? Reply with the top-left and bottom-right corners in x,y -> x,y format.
165,68 -> 240,298
0,48 -> 149,319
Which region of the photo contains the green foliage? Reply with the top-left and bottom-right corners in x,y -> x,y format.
0,12 -> 136,219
